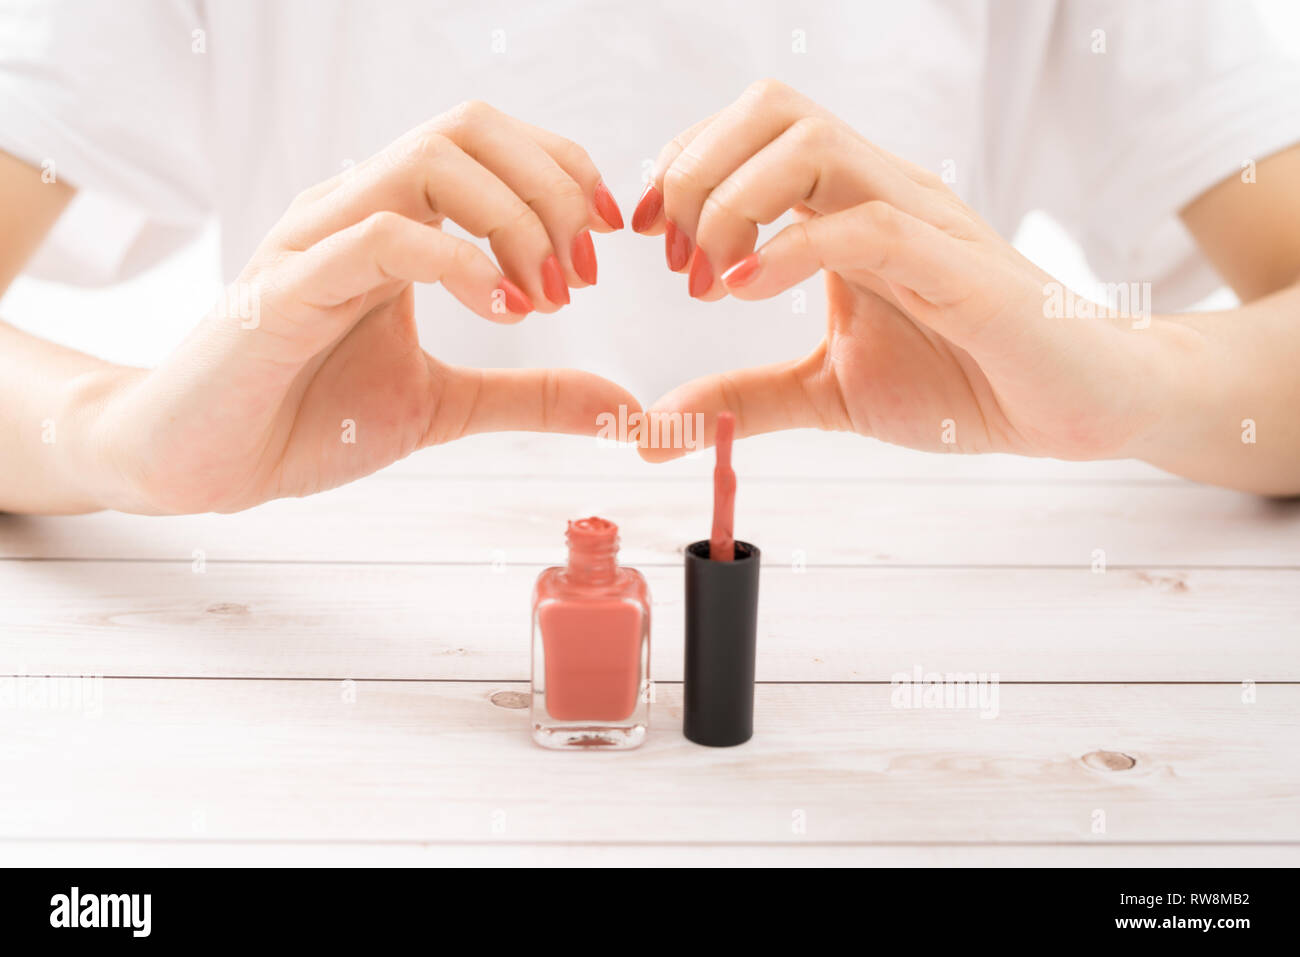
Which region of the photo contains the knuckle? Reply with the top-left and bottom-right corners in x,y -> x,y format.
551,136 -> 593,174
448,98 -> 497,129
668,130 -> 694,155
716,372 -> 747,427
663,155 -> 704,198
918,166 -> 947,190
859,200 -> 896,232
745,77 -> 790,104
289,185 -> 318,210
492,201 -> 543,242
448,237 -> 480,273
857,201 -> 898,268
538,166 -> 586,207
407,131 -> 452,166
651,133 -> 689,181
360,209 -> 404,241
788,218 -> 816,256
791,115 -> 836,148
539,368 -> 560,432
699,182 -> 743,228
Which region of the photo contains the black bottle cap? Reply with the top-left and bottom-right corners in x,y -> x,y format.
683,539 -> 761,747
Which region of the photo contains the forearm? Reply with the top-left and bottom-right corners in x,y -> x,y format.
1134,282 -> 1300,496
0,320 -> 141,513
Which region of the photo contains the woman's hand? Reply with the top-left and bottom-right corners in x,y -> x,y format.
70,102 -> 635,513
631,80 -> 1190,464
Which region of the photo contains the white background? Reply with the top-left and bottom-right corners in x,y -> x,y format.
2,0 -> 1297,368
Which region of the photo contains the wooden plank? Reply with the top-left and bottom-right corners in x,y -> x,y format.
2,562 -> 1295,682
2,471 -> 1295,565
1,680 -> 1295,843
2,840 -> 1294,867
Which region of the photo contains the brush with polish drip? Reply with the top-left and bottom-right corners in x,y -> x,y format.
683,411 -> 761,747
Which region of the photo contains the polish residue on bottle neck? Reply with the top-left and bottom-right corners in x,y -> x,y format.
565,516 -> 620,584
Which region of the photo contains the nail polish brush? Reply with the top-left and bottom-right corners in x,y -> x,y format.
710,412 -> 736,562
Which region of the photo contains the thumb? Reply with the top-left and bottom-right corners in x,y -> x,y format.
637,349 -> 849,463
425,361 -> 643,445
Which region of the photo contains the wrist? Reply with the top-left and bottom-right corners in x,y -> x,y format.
1119,317 -> 1217,466
56,366 -> 153,513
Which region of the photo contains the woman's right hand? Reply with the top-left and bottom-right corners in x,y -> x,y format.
66,102 -> 635,514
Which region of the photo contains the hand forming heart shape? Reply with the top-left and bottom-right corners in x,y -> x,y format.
73,82 -> 1184,514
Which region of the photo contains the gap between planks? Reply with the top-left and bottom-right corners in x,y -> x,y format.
3,562 -> 1295,682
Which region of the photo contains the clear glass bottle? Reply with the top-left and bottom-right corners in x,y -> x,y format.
531,517 -> 651,749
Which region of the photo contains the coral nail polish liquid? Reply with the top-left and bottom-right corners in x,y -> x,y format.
531,517 -> 651,749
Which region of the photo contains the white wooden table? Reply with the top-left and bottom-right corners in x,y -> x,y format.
2,431 -> 1297,866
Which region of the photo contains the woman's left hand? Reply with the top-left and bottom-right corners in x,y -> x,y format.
631,80 -> 1189,464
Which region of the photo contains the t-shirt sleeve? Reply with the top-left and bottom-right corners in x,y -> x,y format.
0,0 -> 211,283
1008,0 -> 1300,309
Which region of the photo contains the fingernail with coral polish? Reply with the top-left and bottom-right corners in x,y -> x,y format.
721,253 -> 761,289
571,230 -> 598,285
496,278 -> 533,316
593,182 -> 624,230
665,221 -> 692,272
541,254 -> 569,305
631,183 -> 663,233
688,249 -> 713,298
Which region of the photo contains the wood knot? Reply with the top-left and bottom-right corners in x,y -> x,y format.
1082,750 -> 1136,771
206,602 -> 249,616
1135,571 -> 1189,592
490,690 -> 530,710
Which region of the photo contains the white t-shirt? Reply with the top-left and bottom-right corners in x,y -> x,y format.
3,0 -> 1299,398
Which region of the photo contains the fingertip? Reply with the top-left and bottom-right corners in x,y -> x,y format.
721,253 -> 761,289
497,277 -> 533,316
571,230 -> 598,286
687,248 -> 713,298
587,211 -> 620,234
718,249 -> 803,301
665,221 -> 692,272
593,181 -> 625,230
632,391 -> 709,462
442,254 -> 531,324
631,182 -> 664,234
541,254 -> 570,305
636,442 -> 686,464
564,370 -> 644,437
482,308 -> 527,325
470,277 -> 529,324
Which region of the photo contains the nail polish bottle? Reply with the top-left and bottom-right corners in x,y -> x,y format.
531,517 -> 651,749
